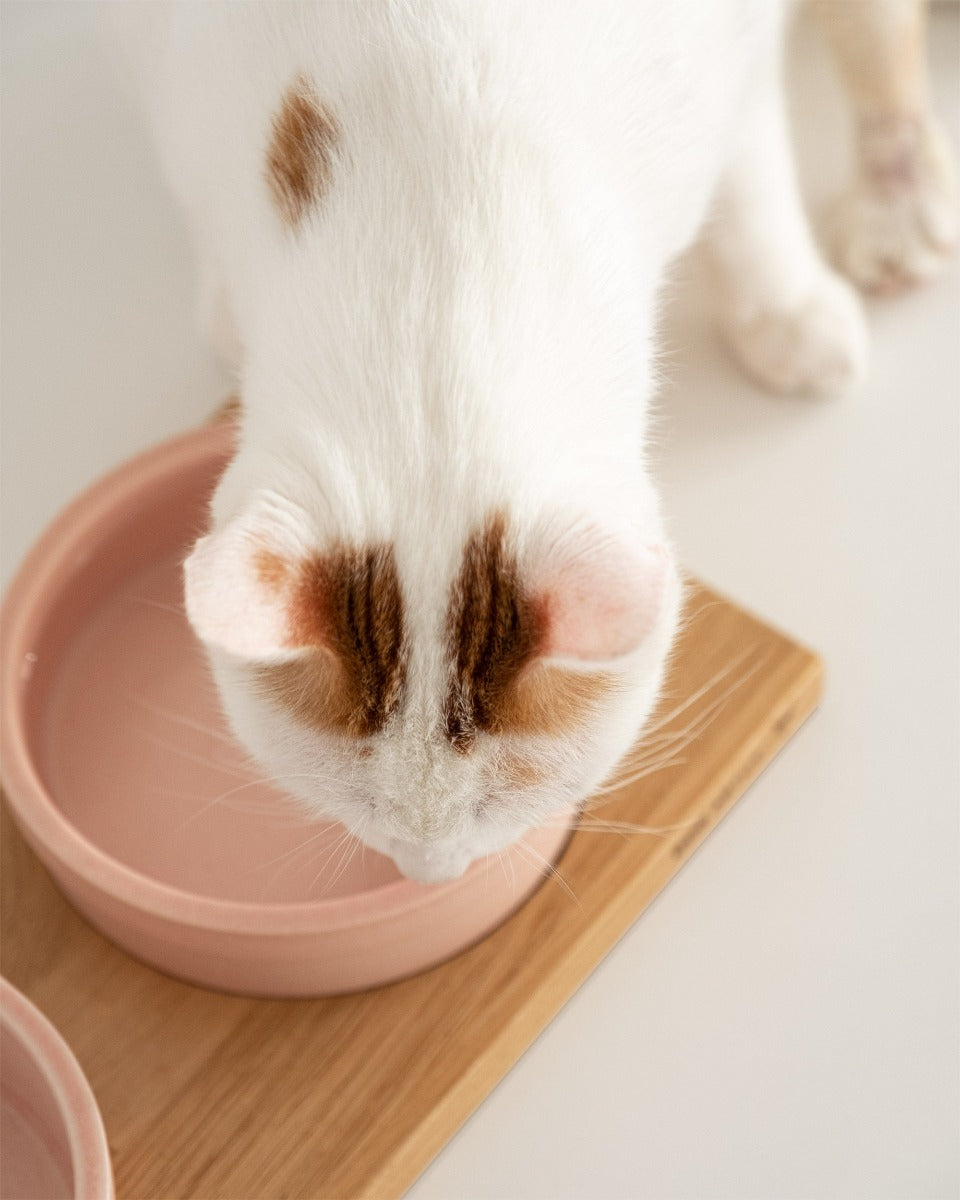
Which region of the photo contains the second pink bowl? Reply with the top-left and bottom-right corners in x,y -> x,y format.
0,977 -> 113,1200
1,424 -> 574,996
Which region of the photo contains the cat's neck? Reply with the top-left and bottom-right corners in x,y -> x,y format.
216,6 -> 663,548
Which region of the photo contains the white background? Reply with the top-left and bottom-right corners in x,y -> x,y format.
2,4 -> 957,1197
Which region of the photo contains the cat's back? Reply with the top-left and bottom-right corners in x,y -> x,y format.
123,0 -> 777,259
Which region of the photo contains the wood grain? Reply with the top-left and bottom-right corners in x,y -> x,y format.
1,580 -> 822,1199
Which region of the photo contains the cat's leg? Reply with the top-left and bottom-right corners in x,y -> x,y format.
811,0 -> 957,293
707,52 -> 867,395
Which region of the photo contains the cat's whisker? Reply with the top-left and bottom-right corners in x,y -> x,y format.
138,730 -> 252,780
171,771 -> 353,831
256,829 -> 347,897
173,786 -> 266,832
608,726 -> 702,779
596,647 -> 767,795
676,595 -> 726,632
256,824 -> 347,873
127,695 -> 238,748
636,674 -> 756,762
127,596 -> 185,617
631,645 -> 760,743
286,827 -> 365,894
324,830 -> 365,894
513,839 -> 580,908
494,848 -> 510,890
589,755 -> 689,797
600,709 -> 718,782
296,830 -> 352,897
631,653 -> 768,768
308,826 -> 360,895
152,786 -> 304,821
571,815 -> 700,836
335,814 -> 371,887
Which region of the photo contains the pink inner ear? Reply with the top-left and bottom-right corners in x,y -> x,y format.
538,542 -> 667,662
183,530 -> 297,660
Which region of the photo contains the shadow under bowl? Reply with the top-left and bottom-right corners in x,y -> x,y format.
0,424 -> 575,997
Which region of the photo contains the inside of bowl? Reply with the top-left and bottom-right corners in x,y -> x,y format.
0,1017 -> 75,1200
21,442 -> 404,904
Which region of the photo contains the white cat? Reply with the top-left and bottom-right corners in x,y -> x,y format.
111,1 -> 955,882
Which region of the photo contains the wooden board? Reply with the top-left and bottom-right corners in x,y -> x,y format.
1,580 -> 822,1199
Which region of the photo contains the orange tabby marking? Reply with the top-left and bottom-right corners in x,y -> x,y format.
444,513 -> 612,751
254,544 -> 406,736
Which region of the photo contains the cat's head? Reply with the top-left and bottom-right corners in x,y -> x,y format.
184,500 -> 680,883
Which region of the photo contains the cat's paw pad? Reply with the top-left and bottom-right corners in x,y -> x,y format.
724,271 -> 868,397
831,117 -> 958,294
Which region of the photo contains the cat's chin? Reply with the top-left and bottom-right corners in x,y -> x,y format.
388,841 -> 473,886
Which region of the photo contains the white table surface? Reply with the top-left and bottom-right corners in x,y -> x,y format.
2,5 -> 957,1198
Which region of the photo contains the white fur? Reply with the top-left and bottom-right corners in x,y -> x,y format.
108,1 -> 939,883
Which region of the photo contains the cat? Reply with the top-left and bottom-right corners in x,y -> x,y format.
110,1 -> 956,883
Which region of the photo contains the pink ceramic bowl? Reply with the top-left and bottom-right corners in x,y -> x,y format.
1,424 -> 574,996
0,977 -> 113,1200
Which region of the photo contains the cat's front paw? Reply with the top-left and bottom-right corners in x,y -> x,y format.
831,116 -> 958,295
724,270 -> 868,397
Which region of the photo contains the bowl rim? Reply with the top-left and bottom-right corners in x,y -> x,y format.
0,424 -> 563,935
0,976 -> 114,1200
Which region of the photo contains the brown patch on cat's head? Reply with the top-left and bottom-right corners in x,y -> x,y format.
254,544 -> 406,736
266,76 -> 340,228
443,513 -> 544,754
443,514 -> 613,752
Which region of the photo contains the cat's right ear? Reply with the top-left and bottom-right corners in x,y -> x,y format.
183,523 -> 301,661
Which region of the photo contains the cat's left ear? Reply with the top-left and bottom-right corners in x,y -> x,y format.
531,531 -> 670,665
183,520 -> 301,661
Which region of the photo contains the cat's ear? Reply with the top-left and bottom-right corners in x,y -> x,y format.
183,522 -> 301,661
534,533 -> 668,664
